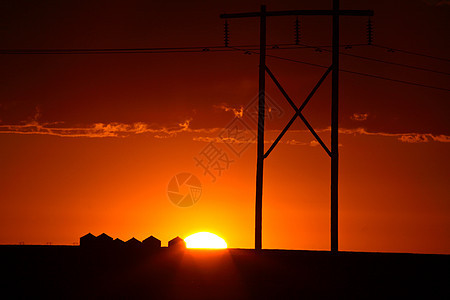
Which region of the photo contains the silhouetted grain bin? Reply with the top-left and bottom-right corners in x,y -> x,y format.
168,236 -> 186,249
114,238 -> 126,248
97,233 -> 114,244
80,233 -> 96,247
126,237 -> 142,248
143,235 -> 161,249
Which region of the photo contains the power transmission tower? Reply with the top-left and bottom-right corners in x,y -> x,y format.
220,0 -> 373,253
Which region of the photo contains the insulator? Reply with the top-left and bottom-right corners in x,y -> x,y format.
294,17 -> 301,45
366,18 -> 373,45
224,20 -> 230,47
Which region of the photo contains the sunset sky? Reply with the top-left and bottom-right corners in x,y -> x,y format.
0,0 -> 449,254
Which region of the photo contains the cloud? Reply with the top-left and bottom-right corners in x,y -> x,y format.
285,139 -> 319,147
350,113 -> 369,121
1,112 -> 449,146
0,119 -> 216,138
398,134 -> 429,143
338,127 -> 450,143
193,136 -> 279,144
214,104 -> 243,118
399,133 -> 450,143
193,127 -> 449,146
309,140 -> 320,147
192,136 -> 253,144
430,135 -> 450,142
285,139 -> 308,146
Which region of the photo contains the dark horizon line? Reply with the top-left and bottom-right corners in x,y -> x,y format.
1,243 -> 448,256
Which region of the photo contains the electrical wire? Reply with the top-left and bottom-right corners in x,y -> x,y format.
0,43 -> 365,55
230,46 -> 450,92
1,43 -> 448,92
295,42 -> 450,76
372,44 -> 450,63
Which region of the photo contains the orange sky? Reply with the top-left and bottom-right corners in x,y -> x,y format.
0,126 -> 448,253
0,0 -> 449,254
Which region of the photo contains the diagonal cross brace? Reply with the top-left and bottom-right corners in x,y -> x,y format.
264,66 -> 333,158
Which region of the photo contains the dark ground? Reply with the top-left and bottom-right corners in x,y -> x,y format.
1,245 -> 449,299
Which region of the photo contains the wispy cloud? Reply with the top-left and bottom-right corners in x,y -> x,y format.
285,139 -> 319,147
399,133 -> 450,143
192,136 -> 279,144
350,113 -> 369,121
1,116 -> 449,145
0,119 -> 216,138
192,136 -> 250,144
429,135 -> 450,142
398,134 -> 429,143
214,104 -> 244,118
338,127 -> 450,143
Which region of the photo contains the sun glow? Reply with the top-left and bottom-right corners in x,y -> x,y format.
184,232 -> 227,249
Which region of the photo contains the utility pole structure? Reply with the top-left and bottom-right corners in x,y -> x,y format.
221,1 -> 373,252
331,0 -> 340,254
254,5 -> 266,251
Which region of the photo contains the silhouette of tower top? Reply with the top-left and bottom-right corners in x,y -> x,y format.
220,1 -> 373,252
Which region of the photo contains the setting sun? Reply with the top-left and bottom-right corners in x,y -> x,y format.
184,232 -> 227,249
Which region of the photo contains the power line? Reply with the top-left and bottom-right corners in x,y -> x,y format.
18,42 -> 443,79
0,44 -> 269,54
295,43 -> 450,76
1,43 -> 448,92
271,53 -> 450,92
4,43 -> 447,78
1,49 -> 228,55
372,44 -> 450,63
0,43 -> 366,55
343,51 -> 450,76
231,46 -> 450,92
340,68 -> 450,92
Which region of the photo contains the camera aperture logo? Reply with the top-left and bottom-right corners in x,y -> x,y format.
167,173 -> 202,207
193,93 -> 284,183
